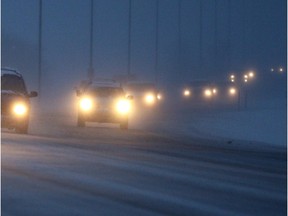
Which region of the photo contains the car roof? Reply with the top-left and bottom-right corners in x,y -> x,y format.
91,82 -> 121,88
1,67 -> 22,78
79,79 -> 122,90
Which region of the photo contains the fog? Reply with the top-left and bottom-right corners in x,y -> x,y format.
1,0 -> 287,115
1,3 -> 287,214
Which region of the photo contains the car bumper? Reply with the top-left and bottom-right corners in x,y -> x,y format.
1,115 -> 29,129
81,110 -> 128,123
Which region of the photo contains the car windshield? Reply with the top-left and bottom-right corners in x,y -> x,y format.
1,74 -> 27,93
88,87 -> 124,97
126,83 -> 156,92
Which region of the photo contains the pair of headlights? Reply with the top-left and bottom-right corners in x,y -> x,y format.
204,88 -> 217,97
144,93 -> 162,105
183,88 -> 216,98
79,98 -> 131,114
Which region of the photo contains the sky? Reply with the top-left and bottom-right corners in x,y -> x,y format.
1,0 -> 287,110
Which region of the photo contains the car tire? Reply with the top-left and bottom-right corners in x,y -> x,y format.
120,119 -> 128,130
77,114 -> 85,127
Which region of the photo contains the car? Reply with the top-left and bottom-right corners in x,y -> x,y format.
1,68 -> 38,133
123,82 -> 162,107
182,79 -> 238,109
75,79 -> 133,129
182,80 -> 217,101
210,81 -> 238,106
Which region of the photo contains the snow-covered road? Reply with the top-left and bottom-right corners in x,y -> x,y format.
1,119 -> 286,216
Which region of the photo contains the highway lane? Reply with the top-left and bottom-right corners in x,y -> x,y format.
1,125 -> 287,216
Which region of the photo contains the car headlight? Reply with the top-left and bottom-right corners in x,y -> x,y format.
204,89 -> 212,97
183,89 -> 190,97
116,99 -> 130,114
80,97 -> 93,111
144,94 -> 155,105
157,93 -> 162,100
229,87 -> 237,95
13,103 -> 28,116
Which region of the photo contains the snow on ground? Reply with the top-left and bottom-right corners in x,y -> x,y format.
131,94 -> 287,147
143,108 -> 286,147
29,93 -> 287,147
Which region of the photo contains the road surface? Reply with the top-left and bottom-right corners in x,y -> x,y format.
1,115 -> 287,216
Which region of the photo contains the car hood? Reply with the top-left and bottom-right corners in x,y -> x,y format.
1,90 -> 29,112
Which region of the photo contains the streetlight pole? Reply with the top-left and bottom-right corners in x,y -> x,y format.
214,0 -> 218,74
227,0 -> 231,72
155,0 -> 159,85
38,0 -> 42,99
199,0 -> 203,75
178,0 -> 182,82
242,0 -> 247,68
127,0 -> 132,80
88,0 -> 94,81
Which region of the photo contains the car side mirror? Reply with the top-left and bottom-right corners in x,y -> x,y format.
29,91 -> 38,98
76,89 -> 82,97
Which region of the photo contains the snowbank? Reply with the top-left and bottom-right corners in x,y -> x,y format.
140,107 -> 287,147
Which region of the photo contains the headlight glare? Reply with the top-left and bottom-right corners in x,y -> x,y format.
117,100 -> 130,114
204,89 -> 212,97
229,87 -> 237,95
145,94 -> 155,104
183,89 -> 190,97
13,103 -> 28,116
80,98 -> 93,111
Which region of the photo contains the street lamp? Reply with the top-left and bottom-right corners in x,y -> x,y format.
230,74 -> 235,82
244,74 -> 248,82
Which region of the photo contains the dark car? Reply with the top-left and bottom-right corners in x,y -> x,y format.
76,80 -> 132,129
210,81 -> 238,106
1,68 -> 38,133
182,80 -> 217,101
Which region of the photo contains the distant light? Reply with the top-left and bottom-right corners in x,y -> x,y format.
244,79 -> 248,83
183,89 -> 190,97
229,87 -> 236,95
271,68 -> 274,72
204,89 -> 212,97
212,88 -> 217,94
230,74 -> 235,83
248,71 -> 254,78
279,67 -> 284,72
244,74 -> 248,79
145,94 -> 155,105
